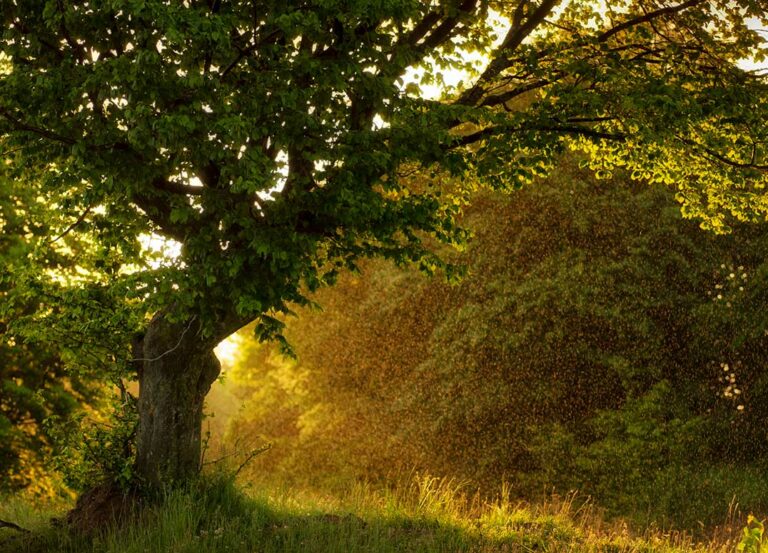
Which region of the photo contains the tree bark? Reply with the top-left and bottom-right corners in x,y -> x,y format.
134,313 -> 221,489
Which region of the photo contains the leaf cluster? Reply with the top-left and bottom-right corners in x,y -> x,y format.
2,0 -> 767,349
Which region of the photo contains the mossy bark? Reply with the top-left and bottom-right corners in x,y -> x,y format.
134,314 -> 221,489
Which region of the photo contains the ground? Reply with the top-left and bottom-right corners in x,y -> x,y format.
0,476 -> 747,553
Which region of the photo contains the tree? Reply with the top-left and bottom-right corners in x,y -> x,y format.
1,0 -> 767,491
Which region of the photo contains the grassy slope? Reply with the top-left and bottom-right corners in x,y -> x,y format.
0,477 -> 743,553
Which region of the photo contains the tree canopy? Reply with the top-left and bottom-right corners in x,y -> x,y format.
2,0 -> 767,341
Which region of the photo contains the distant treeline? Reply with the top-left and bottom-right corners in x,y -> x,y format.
228,159 -> 768,529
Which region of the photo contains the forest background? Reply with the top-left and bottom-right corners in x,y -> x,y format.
211,159 -> 768,532
7,156 -> 768,534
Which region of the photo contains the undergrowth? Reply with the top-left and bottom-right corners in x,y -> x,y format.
0,475 -> 753,553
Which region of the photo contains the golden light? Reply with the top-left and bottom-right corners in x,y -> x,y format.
215,333 -> 243,369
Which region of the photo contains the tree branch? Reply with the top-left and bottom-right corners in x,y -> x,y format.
679,137 -> 768,172
479,77 -> 557,107
49,205 -> 93,244
220,28 -> 283,80
419,0 -> 478,52
386,0 -> 478,74
452,122 -> 625,148
153,178 -> 205,196
0,108 -> 76,145
56,0 -> 87,62
457,0 -> 562,106
131,184 -> 194,243
597,0 -> 704,43
0,520 -> 30,533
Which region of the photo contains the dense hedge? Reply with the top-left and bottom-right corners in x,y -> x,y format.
226,161 -> 768,528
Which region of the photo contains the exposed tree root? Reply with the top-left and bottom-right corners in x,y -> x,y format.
0,519 -> 29,533
65,483 -> 143,535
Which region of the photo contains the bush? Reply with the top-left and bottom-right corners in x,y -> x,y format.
225,161 -> 768,528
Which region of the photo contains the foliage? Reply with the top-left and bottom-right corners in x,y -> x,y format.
1,0 -> 767,349
0,172 -> 110,496
0,325 -> 83,496
738,516 -> 765,553
45,390 -> 139,493
225,162 -> 768,527
529,390 -> 768,528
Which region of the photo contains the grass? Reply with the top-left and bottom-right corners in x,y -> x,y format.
0,475 -> 750,553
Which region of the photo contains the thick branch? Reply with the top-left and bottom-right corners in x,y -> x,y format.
501,0 -> 562,53
387,0 -> 478,75
56,0 -> 87,62
457,0 -> 561,106
679,137 -> 768,172
283,144 -> 318,197
419,0 -> 478,52
131,181 -> 201,242
154,178 -> 205,196
404,10 -> 442,47
453,122 -> 625,148
10,19 -> 64,59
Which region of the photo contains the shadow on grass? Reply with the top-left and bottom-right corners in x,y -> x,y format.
0,487 -> 572,553
0,512 -> 543,553
1,478 -> 723,553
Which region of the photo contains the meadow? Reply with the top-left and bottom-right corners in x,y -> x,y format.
0,475 -> 753,553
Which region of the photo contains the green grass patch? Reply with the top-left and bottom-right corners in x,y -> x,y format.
0,476 -> 746,553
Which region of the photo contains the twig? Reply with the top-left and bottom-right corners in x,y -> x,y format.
0,108 -> 76,144
234,444 -> 272,478
49,205 -> 92,244
129,316 -> 197,363
0,141 -> 40,156
115,377 -> 137,406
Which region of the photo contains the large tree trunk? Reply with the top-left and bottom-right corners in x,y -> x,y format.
134,313 -> 221,489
